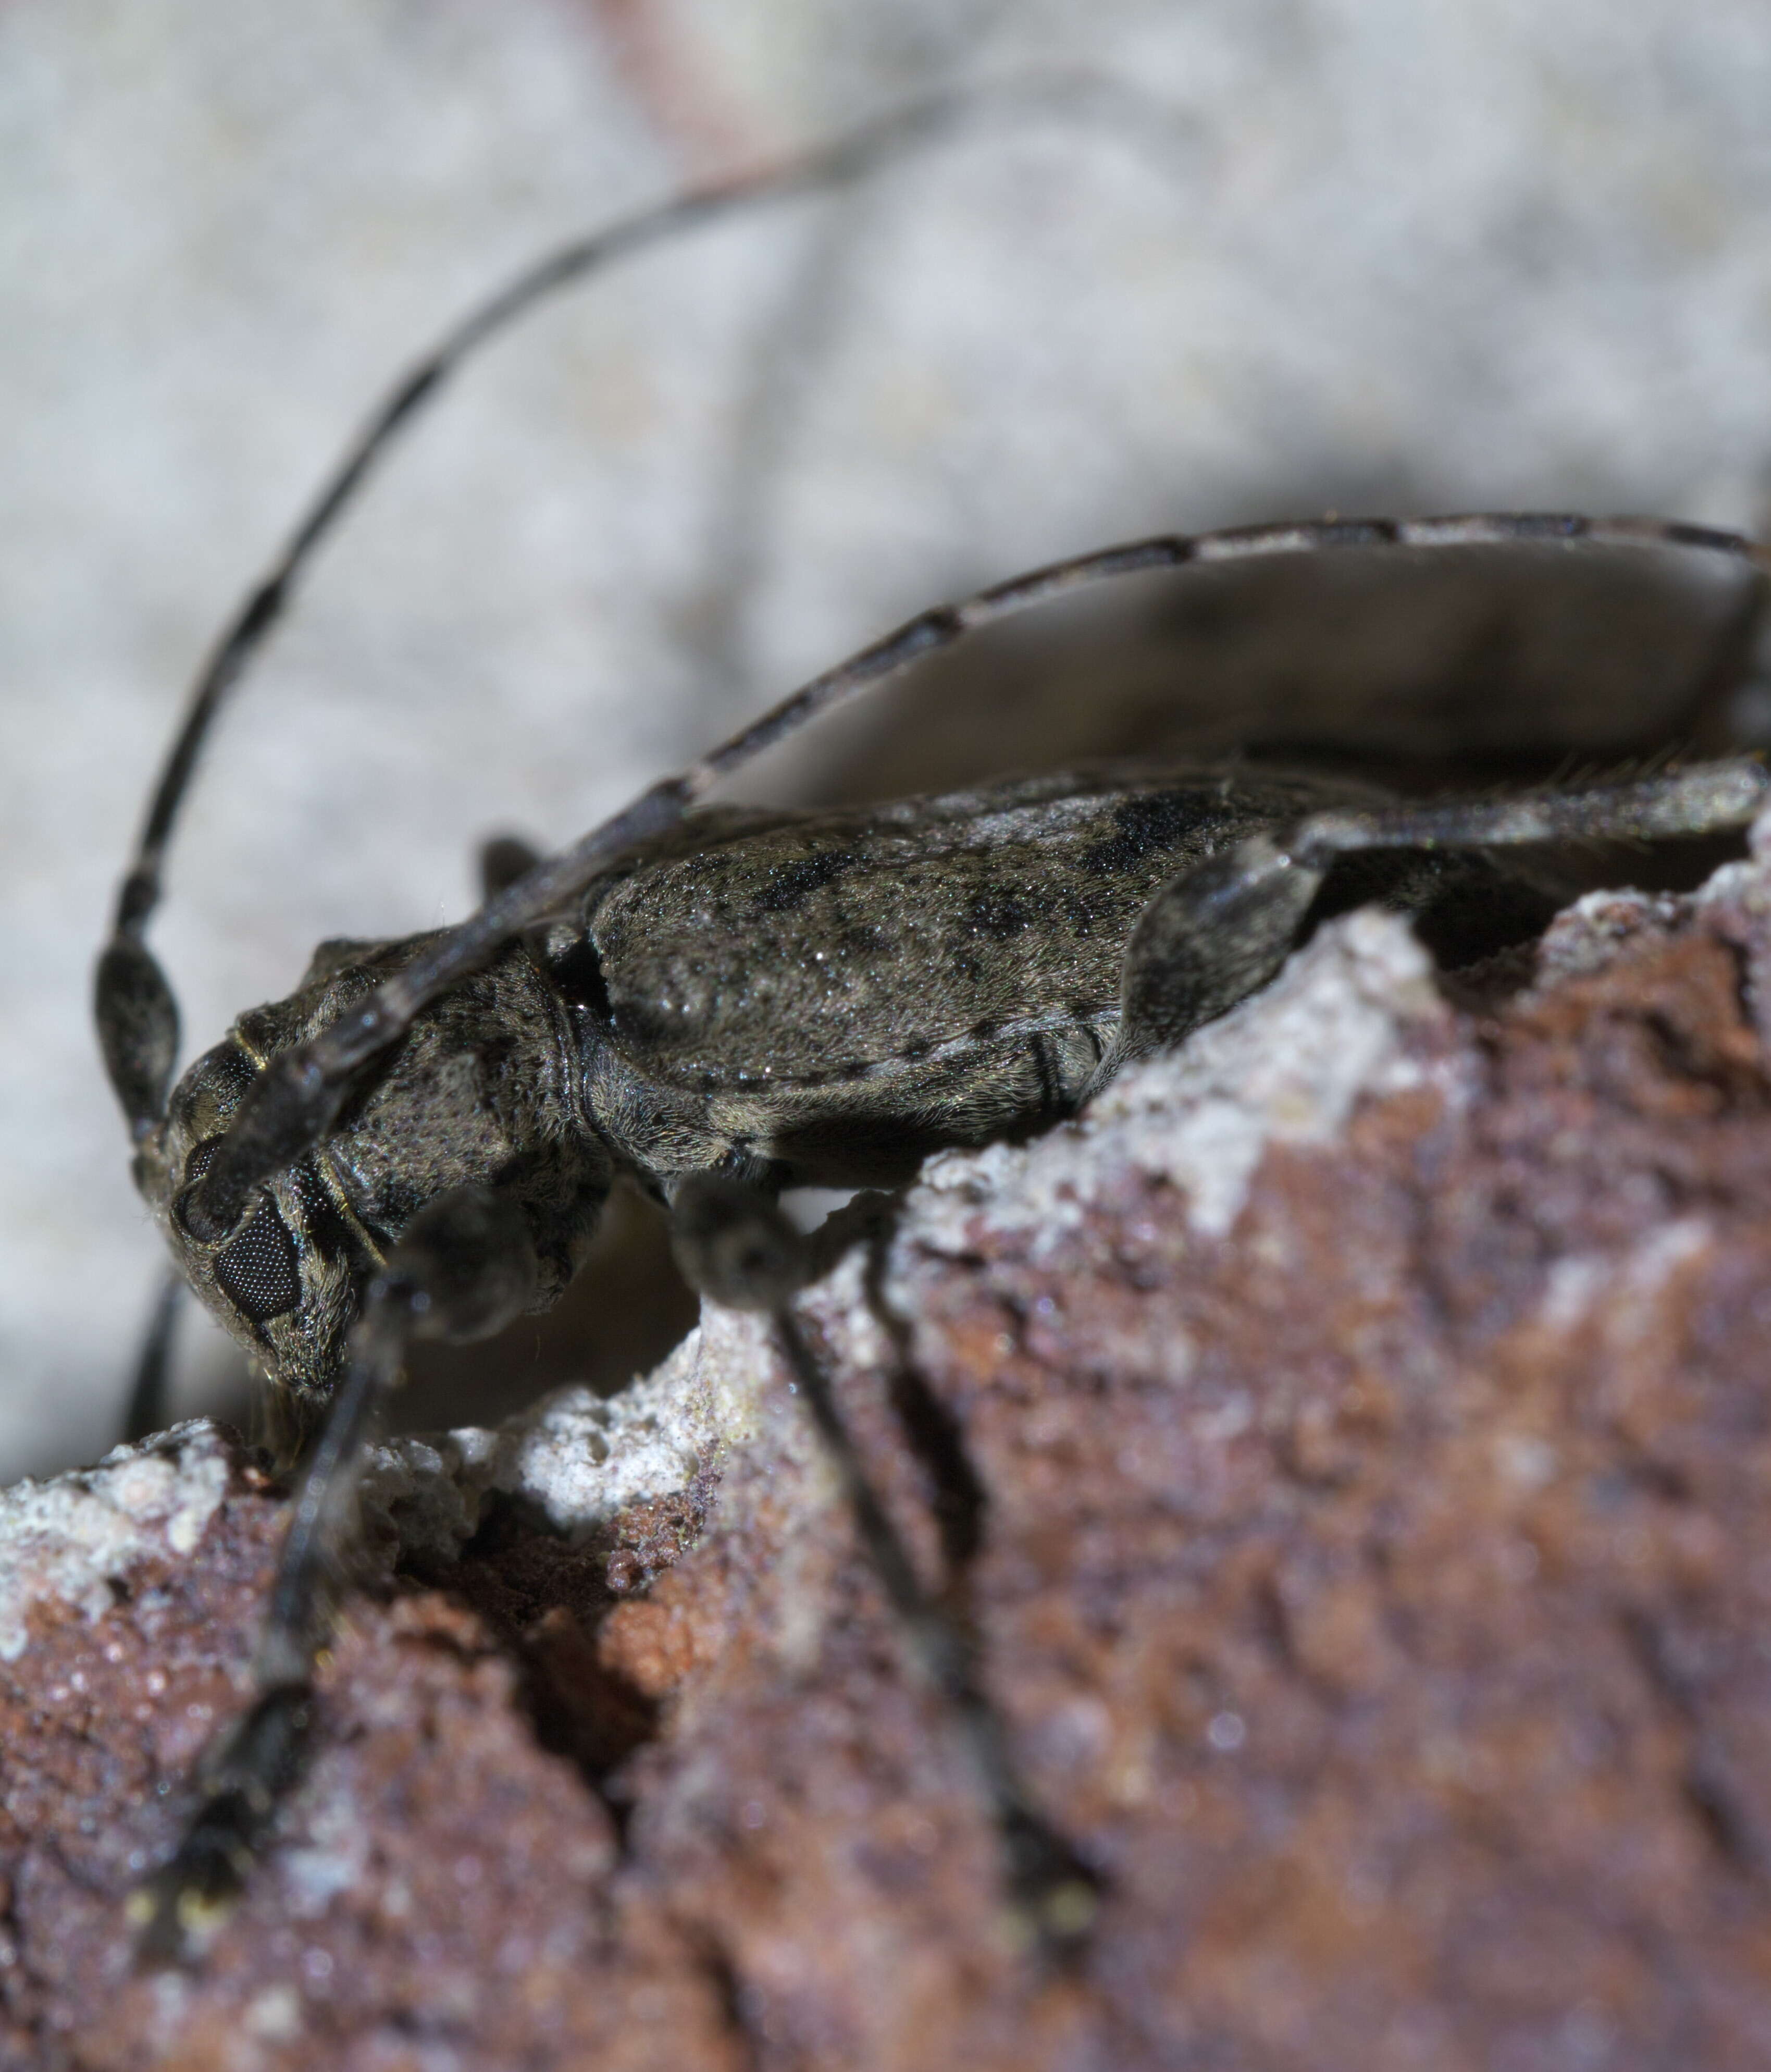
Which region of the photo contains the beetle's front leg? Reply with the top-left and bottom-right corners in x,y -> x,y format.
133,1185 -> 539,1964
670,1175 -> 1098,1950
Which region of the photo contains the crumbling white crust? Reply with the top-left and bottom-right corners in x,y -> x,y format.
908,906 -> 1448,1259
363,1303 -> 777,1564
0,1420 -> 233,1660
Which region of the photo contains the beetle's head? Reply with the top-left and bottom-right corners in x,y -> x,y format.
133,932 -> 612,1426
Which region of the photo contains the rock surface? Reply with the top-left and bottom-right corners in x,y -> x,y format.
6,832 -> 1771,2069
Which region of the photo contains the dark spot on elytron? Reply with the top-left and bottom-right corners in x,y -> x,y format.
968,890 -> 1031,939
1080,790 -> 1224,877
753,848 -> 862,913
839,921 -> 887,957
473,1031 -> 520,1080
970,1016 -> 1000,1041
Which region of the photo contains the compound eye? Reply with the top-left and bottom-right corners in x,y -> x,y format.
213,1197 -> 302,1325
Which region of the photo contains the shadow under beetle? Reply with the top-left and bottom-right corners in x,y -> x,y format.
92,89 -> 1771,1960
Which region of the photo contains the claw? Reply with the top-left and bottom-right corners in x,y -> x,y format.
129,1683 -> 314,1967
130,1835 -> 249,1968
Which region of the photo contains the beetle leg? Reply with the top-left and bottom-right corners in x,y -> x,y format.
133,1186 -> 540,1965
177,520 -> 1771,1243
1284,756 -> 1770,861
479,833 -> 543,901
670,1174 -> 1098,1951
108,81 -> 1153,1168
120,1268 -> 184,1444
130,1317 -> 384,1963
1116,829 -> 1331,1062
1670,551 -> 1771,754
1115,756 -> 1771,1065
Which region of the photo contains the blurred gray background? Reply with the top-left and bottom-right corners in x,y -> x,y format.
7,0 -> 1771,1478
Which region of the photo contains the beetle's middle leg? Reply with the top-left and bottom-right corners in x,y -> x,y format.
1113,758 -> 1770,1063
479,834 -> 543,901
670,1174 -> 1098,1950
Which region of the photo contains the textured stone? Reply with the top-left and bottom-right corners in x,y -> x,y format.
0,1424 -> 237,1663
363,1312 -> 770,1565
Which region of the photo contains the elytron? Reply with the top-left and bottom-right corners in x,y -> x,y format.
93,94 -> 1771,1955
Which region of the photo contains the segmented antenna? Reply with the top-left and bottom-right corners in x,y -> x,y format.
93,79 -> 1771,1206
180,507 -> 1770,1241
109,93 -> 972,954
97,73 -> 1181,1135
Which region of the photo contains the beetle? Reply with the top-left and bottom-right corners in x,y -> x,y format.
92,96 -> 1771,1957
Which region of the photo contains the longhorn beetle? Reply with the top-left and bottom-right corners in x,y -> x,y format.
93,89 -> 1771,1960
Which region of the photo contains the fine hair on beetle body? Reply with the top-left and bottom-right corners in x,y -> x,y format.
93,84 -> 1771,1962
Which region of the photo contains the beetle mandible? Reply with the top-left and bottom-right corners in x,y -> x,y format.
93,92 -> 1771,1957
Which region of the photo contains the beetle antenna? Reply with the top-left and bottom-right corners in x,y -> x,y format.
183,508 -> 1771,1238
94,69 -> 1197,1134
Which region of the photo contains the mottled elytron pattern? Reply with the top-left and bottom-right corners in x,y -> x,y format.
578,764 -> 1545,1187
